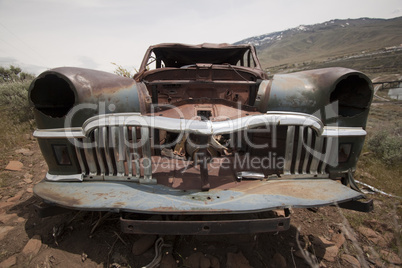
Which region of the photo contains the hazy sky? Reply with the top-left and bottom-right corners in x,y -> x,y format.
0,0 -> 401,74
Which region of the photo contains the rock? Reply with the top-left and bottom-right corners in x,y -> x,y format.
226,252 -> 251,268
23,173 -> 33,184
200,256 -> 211,268
358,226 -> 387,247
209,255 -> 220,268
272,252 -> 287,268
23,178 -> 32,184
310,235 -> 339,262
0,213 -> 24,225
312,235 -> 335,247
160,253 -> 177,268
26,188 -> 33,193
294,249 -> 305,259
15,148 -> 34,156
380,250 -> 402,265
131,235 -> 157,255
22,235 -> 42,256
16,217 -> 25,223
184,252 -> 211,268
5,161 -> 23,171
24,173 -> 33,179
0,213 -> 16,224
331,233 -> 346,248
0,226 -> 14,240
383,232 -> 394,245
322,245 -> 339,262
81,252 -> 88,262
0,255 -> 17,268
0,202 -> 13,212
273,209 -> 286,217
363,245 -> 381,264
7,190 -> 24,203
341,254 -> 361,268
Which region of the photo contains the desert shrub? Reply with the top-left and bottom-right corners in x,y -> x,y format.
367,124 -> 402,166
0,79 -> 33,123
0,65 -> 34,83
0,66 -> 35,123
111,62 -> 135,77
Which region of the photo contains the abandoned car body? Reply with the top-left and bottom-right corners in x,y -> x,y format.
29,43 -> 374,234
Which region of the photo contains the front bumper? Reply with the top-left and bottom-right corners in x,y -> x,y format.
34,178 -> 364,214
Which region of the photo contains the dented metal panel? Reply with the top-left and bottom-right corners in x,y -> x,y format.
34,179 -> 364,214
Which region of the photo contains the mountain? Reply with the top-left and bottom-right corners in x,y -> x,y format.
235,17 -> 402,73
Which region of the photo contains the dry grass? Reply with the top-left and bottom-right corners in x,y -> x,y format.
0,80 -> 34,169
344,101 -> 401,258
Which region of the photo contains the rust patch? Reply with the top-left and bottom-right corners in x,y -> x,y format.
112,202 -> 126,207
231,180 -> 345,201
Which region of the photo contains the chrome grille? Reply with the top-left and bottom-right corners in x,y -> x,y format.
74,126 -> 155,183
284,126 -> 337,175
74,124 -> 335,181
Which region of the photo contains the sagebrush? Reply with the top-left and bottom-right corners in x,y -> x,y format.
367,123 -> 402,166
0,80 -> 33,123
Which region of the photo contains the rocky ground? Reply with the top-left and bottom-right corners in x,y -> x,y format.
0,136 -> 400,268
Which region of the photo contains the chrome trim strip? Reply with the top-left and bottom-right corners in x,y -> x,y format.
33,112 -> 323,138
46,173 -> 83,182
33,113 -> 366,139
34,128 -> 83,138
322,127 -> 366,137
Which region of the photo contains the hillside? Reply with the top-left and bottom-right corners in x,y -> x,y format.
235,17 -> 402,76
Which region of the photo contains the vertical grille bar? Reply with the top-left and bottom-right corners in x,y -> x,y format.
74,139 -> 87,175
102,127 -> 114,176
131,127 -> 141,181
139,127 -> 156,184
124,127 -> 133,177
294,126 -> 304,174
302,128 -> 313,174
284,126 -> 295,175
94,128 -> 106,176
83,137 -> 97,176
310,136 -> 325,174
111,126 -> 125,176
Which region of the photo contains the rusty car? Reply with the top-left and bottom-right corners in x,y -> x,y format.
29,43 -> 374,234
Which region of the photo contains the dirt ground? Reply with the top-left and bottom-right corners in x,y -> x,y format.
0,132 -> 400,267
